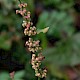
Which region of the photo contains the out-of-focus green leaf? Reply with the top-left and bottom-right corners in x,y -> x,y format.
43,33 -> 80,66
47,64 -> 64,78
36,12 -> 49,29
14,70 -> 24,80
43,0 -> 74,10
0,33 -> 12,50
37,11 -> 74,38
42,33 -> 80,79
73,32 -> 80,51
0,72 -> 10,80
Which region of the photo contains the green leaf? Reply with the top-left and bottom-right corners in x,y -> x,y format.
37,27 -> 49,34
43,0 -> 74,10
37,11 -> 74,38
0,72 -> 10,80
0,33 -> 12,50
43,33 -> 80,66
36,11 -> 49,29
14,70 -> 24,80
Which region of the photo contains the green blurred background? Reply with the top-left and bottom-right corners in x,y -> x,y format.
0,0 -> 80,80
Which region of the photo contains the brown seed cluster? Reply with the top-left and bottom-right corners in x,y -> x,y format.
18,3 -> 27,8
24,26 -> 37,36
31,54 -> 47,78
16,9 -> 26,16
16,2 -> 47,78
26,38 -> 42,53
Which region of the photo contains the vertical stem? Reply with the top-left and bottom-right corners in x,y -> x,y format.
18,0 -> 21,4
38,77 -> 40,80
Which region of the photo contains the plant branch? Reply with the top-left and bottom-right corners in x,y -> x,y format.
38,77 -> 40,80
18,0 -> 21,4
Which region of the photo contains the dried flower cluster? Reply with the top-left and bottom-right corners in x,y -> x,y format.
16,2 -> 48,78
26,38 -> 42,53
31,53 -> 47,78
24,26 -> 37,36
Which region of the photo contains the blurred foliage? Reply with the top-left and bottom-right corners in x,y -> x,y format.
0,70 -> 25,80
0,0 -> 80,80
42,32 -> 80,79
0,32 -> 12,50
14,70 -> 24,80
37,11 -> 75,38
36,0 -> 80,80
0,72 -> 10,80
42,0 -> 74,10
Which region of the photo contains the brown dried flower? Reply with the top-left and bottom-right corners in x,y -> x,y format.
16,1 -> 48,78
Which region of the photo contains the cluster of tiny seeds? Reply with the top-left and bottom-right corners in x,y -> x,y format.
24,26 -> 37,36
18,3 -> 27,8
16,2 -> 47,78
31,54 -> 47,78
24,11 -> 31,19
16,3 -> 27,16
16,3 -> 30,18
16,9 -> 26,16
26,38 -> 42,53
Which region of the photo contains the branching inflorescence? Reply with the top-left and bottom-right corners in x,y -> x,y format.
16,1 -> 49,79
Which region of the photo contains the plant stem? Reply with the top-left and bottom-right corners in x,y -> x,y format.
38,77 -> 40,80
18,0 -> 21,4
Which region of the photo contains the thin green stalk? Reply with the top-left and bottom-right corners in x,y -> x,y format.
38,77 -> 40,80
18,0 -> 21,4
